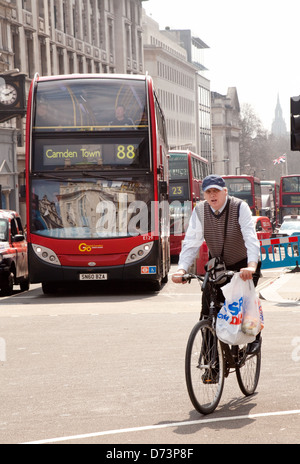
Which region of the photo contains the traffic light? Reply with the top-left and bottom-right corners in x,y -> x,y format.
291,96 -> 300,151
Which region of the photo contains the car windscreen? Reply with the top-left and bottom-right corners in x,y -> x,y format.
0,219 -> 8,242
280,221 -> 300,231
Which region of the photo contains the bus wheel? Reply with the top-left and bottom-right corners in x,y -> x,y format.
150,279 -> 162,291
42,282 -> 57,295
162,273 -> 168,284
20,277 -> 30,292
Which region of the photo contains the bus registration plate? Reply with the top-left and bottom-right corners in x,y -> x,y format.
79,273 -> 107,281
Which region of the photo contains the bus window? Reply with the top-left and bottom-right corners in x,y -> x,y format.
33,78 -> 148,131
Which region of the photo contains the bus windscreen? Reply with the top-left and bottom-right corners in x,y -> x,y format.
30,176 -> 153,239
224,178 -> 253,206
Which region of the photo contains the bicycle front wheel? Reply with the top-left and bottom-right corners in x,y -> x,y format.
234,344 -> 261,396
185,320 -> 225,415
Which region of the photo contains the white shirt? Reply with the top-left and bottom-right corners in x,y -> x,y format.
178,198 -> 260,272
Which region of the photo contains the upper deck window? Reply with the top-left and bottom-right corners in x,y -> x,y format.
33,78 -> 148,132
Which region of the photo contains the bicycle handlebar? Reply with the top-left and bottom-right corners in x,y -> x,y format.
182,270 -> 235,285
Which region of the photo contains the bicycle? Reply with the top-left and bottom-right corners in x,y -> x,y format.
184,270 -> 261,415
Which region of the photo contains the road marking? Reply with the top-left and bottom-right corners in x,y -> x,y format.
256,278 -> 276,292
21,409 -> 300,444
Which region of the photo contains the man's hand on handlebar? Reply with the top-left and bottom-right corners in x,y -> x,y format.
239,262 -> 257,281
172,262 -> 258,284
172,269 -> 187,284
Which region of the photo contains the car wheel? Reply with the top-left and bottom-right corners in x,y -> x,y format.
0,272 -> 14,296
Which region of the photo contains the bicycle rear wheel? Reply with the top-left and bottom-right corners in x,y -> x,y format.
185,320 -> 225,415
234,344 -> 261,396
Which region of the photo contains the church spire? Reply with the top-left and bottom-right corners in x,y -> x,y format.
271,93 -> 287,136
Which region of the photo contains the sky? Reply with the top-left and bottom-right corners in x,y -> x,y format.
143,0 -> 300,132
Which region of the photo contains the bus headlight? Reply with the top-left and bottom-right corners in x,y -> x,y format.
32,244 -> 61,266
125,242 -> 154,264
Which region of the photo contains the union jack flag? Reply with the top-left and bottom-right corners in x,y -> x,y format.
273,154 -> 286,165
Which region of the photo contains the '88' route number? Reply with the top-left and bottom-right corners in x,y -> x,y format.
117,145 -> 135,160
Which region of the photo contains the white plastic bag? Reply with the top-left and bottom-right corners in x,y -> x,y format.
216,274 -> 256,345
242,280 -> 264,336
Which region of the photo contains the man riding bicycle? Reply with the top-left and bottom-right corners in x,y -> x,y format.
172,174 -> 261,354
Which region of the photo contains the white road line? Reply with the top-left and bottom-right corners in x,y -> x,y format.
21,409 -> 300,445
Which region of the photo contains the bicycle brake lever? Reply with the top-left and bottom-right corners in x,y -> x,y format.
201,271 -> 209,290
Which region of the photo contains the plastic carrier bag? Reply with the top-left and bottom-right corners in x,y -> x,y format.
242,280 -> 264,336
216,274 -> 264,346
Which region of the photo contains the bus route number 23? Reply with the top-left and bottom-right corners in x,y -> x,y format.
117,145 -> 136,160
172,186 -> 183,195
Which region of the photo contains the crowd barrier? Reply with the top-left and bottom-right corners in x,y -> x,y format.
260,235 -> 300,270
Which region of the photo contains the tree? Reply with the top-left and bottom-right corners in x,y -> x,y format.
239,103 -> 295,183
239,103 -> 269,176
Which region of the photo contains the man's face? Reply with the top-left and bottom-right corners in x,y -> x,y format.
116,106 -> 125,120
204,187 -> 227,210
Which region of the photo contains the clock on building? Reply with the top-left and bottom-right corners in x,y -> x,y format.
0,73 -> 27,122
0,82 -> 18,106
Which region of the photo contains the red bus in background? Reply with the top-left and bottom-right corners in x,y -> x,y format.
279,175 -> 300,223
26,73 -> 170,293
223,175 -> 262,216
260,180 -> 279,228
168,150 -> 209,272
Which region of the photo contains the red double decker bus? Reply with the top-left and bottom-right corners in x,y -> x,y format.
223,175 -> 262,216
168,150 -> 209,257
279,175 -> 300,223
25,74 -> 170,293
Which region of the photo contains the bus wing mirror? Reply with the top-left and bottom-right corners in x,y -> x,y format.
12,234 -> 25,243
159,180 -> 168,196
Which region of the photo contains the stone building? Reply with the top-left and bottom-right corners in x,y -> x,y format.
142,13 -> 211,162
211,88 -> 241,175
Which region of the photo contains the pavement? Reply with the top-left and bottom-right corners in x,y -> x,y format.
259,267 -> 300,303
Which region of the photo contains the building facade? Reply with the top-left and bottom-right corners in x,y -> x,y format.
142,14 -> 211,162
211,88 -> 241,176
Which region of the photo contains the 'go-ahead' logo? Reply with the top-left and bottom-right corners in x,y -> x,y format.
78,243 -> 103,253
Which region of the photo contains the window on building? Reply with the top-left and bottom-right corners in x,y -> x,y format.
23,0 -> 32,12
58,48 -> 64,74
108,19 -> 113,59
26,31 -> 34,77
63,1 -> 67,33
68,51 -> 74,74
38,0 -> 45,19
39,38 -> 47,75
